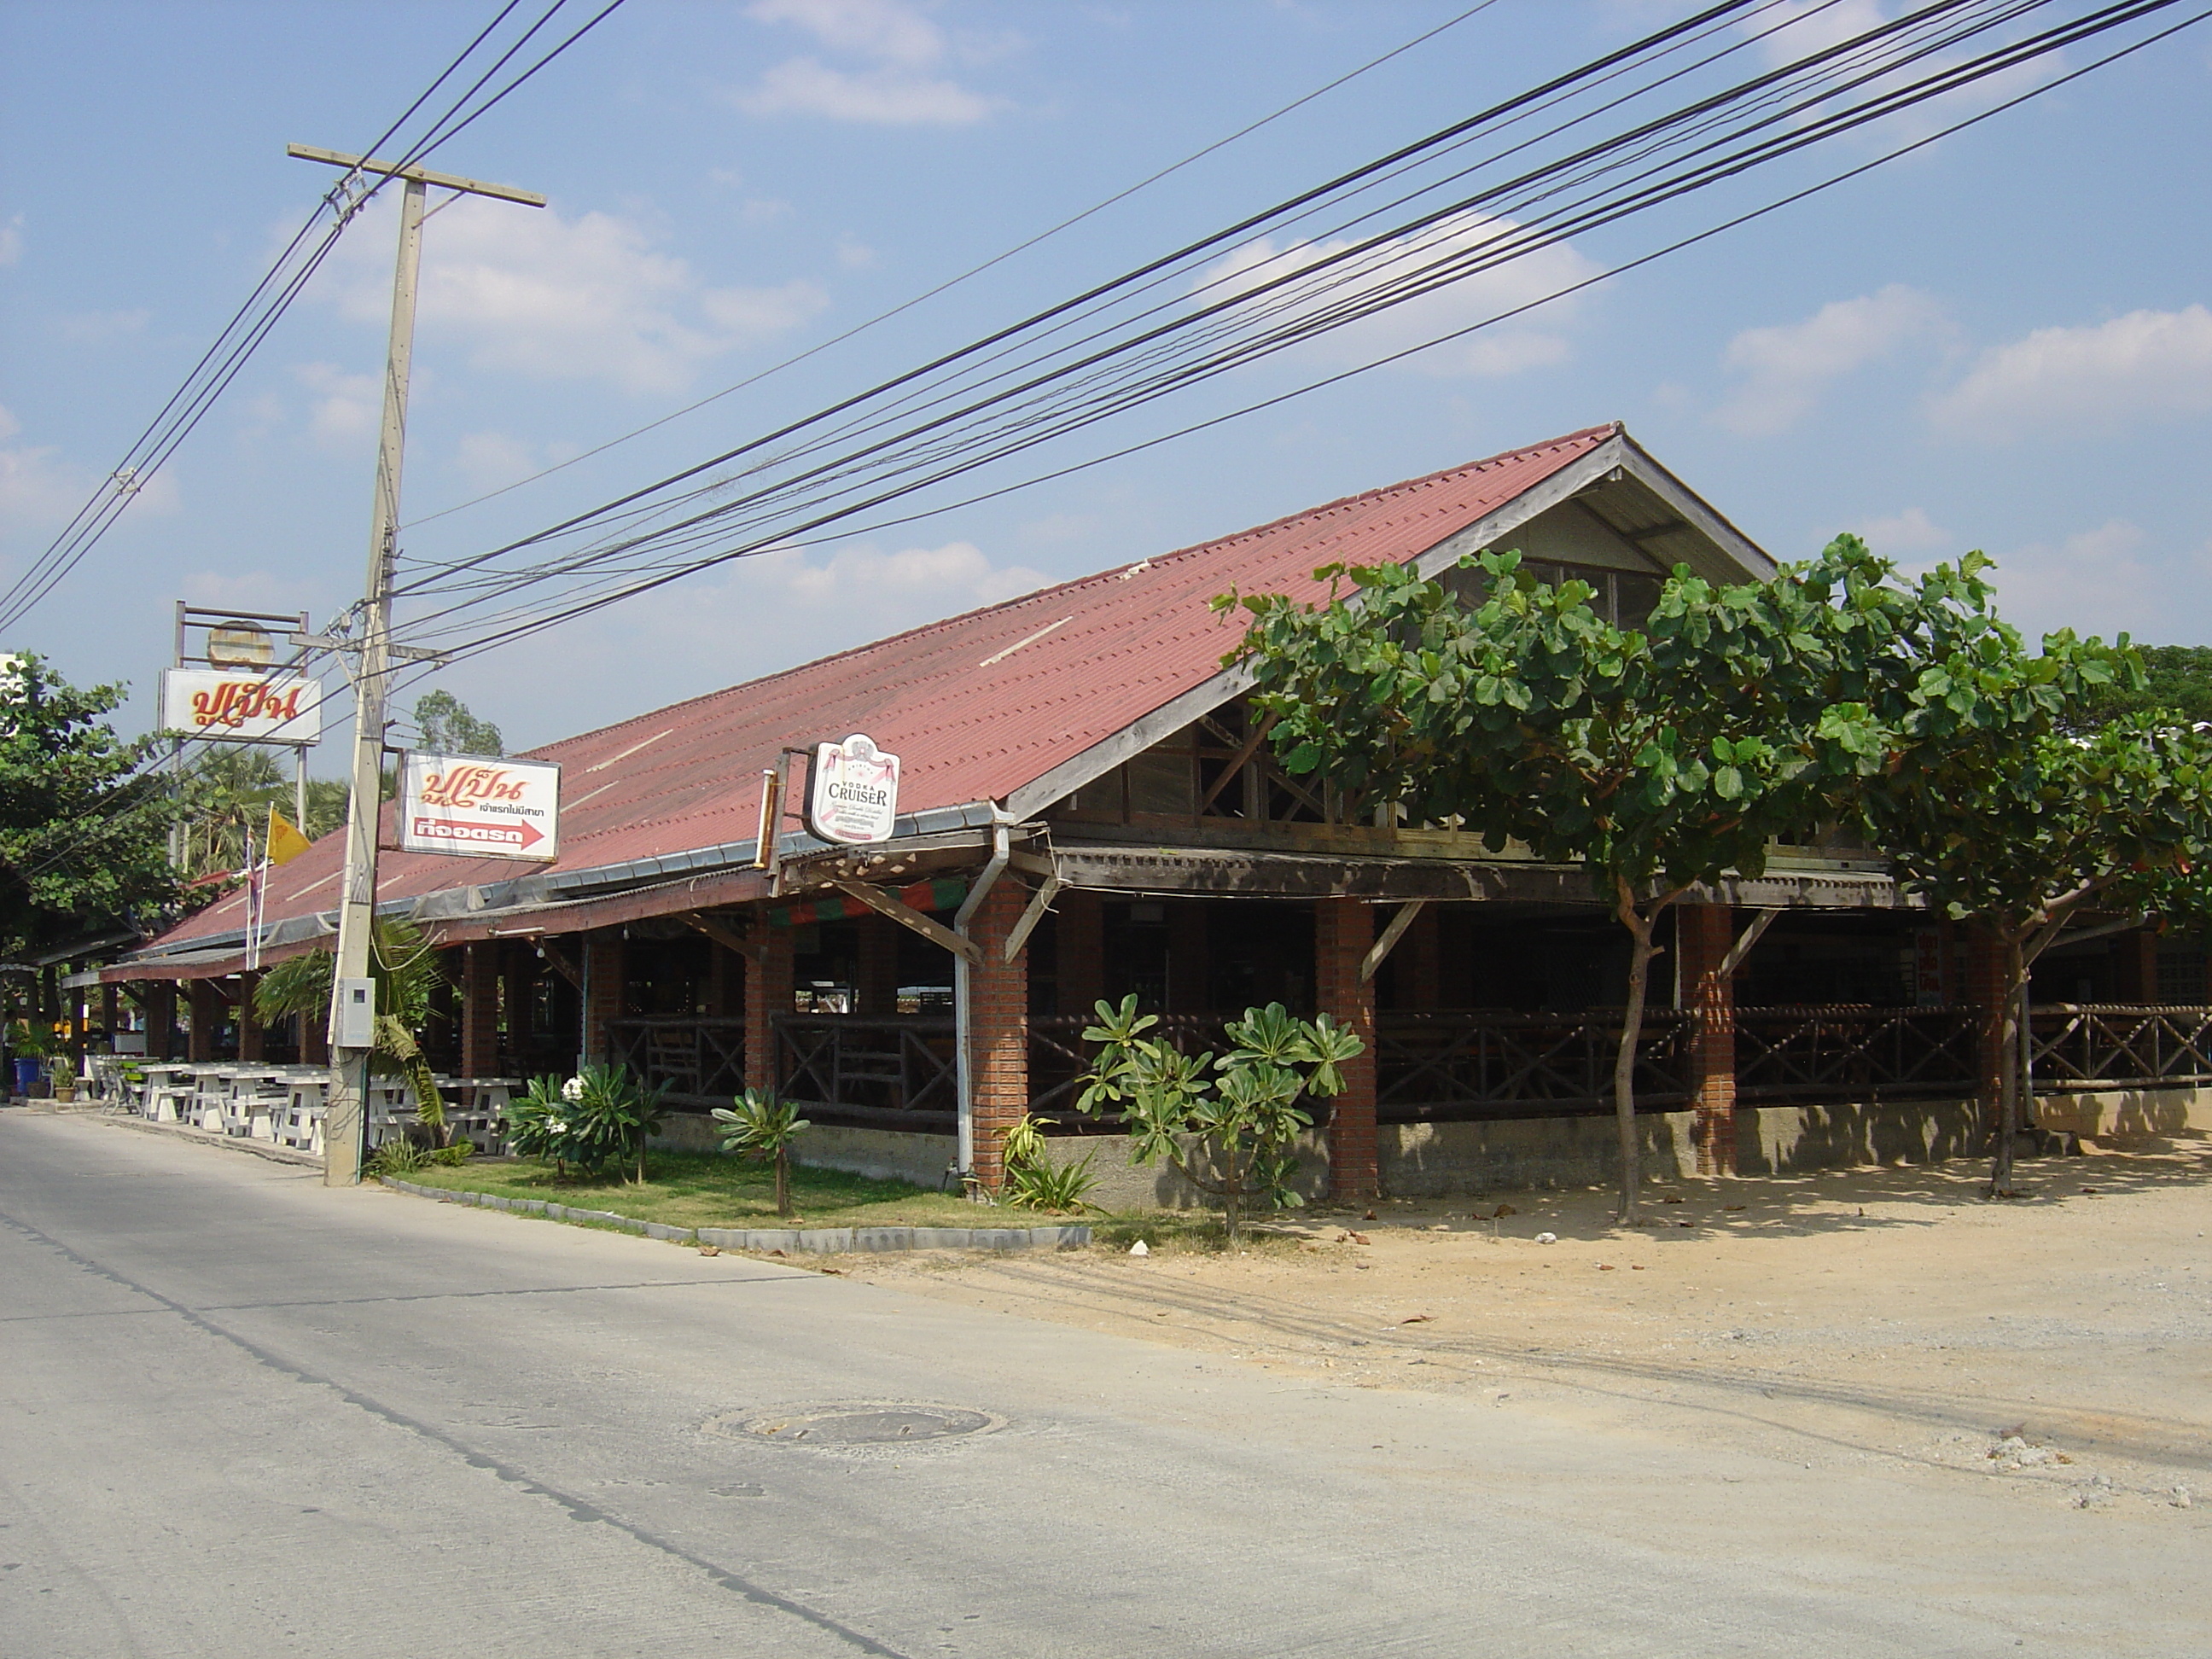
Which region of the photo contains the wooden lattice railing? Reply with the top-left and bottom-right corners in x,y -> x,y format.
1373,1010 -> 1689,1123
605,1016 -> 746,1107
1734,1005 -> 1979,1103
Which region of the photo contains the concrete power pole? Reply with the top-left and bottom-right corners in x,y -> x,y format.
288,143 -> 544,1186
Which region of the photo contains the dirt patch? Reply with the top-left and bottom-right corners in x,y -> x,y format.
849,1135 -> 2212,1512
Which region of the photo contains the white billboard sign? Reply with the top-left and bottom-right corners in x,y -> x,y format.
399,753 -> 561,862
160,669 -> 323,745
804,733 -> 902,845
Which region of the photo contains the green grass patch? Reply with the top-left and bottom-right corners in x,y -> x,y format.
402,1150 -> 987,1230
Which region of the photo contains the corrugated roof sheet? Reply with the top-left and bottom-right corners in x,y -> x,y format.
150,424 -> 1618,953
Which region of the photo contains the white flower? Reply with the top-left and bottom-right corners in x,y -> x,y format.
561,1075 -> 585,1103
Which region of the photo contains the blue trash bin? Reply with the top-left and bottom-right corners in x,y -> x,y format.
12,1057 -> 42,1097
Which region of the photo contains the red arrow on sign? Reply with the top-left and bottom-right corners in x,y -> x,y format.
410,815 -> 545,853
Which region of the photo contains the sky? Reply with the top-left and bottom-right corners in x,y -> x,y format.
3,0 -> 2211,770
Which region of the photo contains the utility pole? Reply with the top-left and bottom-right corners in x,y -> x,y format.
288,143 -> 544,1186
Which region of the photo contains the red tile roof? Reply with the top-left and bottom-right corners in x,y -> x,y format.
152,424 -> 1618,952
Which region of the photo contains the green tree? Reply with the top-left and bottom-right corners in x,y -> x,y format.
713,1088 -> 812,1216
1078,998 -> 1364,1244
1840,558 -> 2212,1192
414,690 -> 503,757
2062,643 -> 2212,733
0,655 -> 177,965
1227,544 -> 1905,1222
176,744 -> 288,882
253,916 -> 451,1144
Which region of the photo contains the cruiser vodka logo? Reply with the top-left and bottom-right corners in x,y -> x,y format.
805,733 -> 901,845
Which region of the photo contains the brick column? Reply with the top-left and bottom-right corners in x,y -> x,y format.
965,878 -> 1031,1193
1057,890 -> 1105,1019
581,933 -> 624,1069
460,943 -> 500,1077
855,914 -> 899,1016
236,973 -> 265,1062
188,980 -> 223,1061
1677,904 -> 1737,1175
743,928 -> 792,1095
1314,898 -> 1378,1202
1961,926 -> 2010,1143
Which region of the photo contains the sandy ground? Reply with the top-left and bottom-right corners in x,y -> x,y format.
847,1134 -> 2212,1519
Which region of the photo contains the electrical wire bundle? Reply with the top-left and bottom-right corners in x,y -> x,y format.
0,0 -> 628,637
375,0 -> 2208,689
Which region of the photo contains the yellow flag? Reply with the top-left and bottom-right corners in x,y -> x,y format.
267,809 -> 313,866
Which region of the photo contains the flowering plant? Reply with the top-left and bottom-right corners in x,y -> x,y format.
504,1064 -> 668,1180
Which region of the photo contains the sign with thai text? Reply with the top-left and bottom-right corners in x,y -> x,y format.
398,753 -> 561,862
160,669 -> 323,745
804,733 -> 901,845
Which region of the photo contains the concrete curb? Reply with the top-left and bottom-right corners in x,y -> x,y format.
377,1178 -> 1089,1254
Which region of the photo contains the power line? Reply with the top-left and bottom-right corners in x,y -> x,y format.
390,0 -> 2201,673
401,0 -> 1512,532
0,0 -> 629,636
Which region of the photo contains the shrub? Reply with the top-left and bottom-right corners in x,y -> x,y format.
999,1113 -> 1100,1213
712,1089 -> 810,1217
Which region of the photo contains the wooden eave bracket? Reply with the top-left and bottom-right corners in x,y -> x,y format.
535,938 -> 584,989
1359,899 -> 1429,984
829,877 -> 981,965
1004,874 -> 1061,964
683,911 -> 760,963
1717,909 -> 1781,979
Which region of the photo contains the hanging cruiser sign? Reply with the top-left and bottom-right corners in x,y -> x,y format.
160,669 -> 323,744
804,733 -> 902,845
398,753 -> 562,862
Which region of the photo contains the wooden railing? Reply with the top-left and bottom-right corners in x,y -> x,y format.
605,1016 -> 744,1107
774,1015 -> 956,1130
2029,1004 -> 2212,1091
1735,1005 -> 1978,1103
1027,1012 -> 1233,1131
1374,1010 -> 1689,1123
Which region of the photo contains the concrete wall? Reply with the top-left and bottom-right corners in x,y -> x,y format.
1382,1113 -> 1696,1197
652,1087 -> 2212,1206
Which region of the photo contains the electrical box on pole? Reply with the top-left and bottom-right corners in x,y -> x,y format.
289,143 -> 544,1185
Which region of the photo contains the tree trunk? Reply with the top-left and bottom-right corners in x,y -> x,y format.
775,1149 -> 792,1217
1613,897 -> 1661,1225
1989,934 -> 2026,1196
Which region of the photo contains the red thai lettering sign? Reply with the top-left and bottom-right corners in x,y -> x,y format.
160,669 -> 323,744
398,753 -> 560,862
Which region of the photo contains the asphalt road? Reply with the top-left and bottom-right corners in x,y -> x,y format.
1,1109 -> 2196,1657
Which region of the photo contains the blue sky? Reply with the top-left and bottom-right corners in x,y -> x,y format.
4,0 -> 2211,762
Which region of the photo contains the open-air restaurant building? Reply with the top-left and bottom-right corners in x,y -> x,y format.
86,423 -> 2212,1199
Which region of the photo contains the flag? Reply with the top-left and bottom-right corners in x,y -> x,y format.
243,826 -> 265,971
267,809 -> 312,866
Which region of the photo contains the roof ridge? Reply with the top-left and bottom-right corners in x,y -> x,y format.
528,423 -> 1620,758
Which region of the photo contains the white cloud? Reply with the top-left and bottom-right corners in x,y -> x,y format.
1929,306 -> 2212,439
749,0 -> 943,64
478,535 -> 1052,739
318,195 -> 830,397
293,362 -> 381,448
0,215 -> 22,267
1199,212 -> 1604,380
1848,506 -> 1950,556
736,0 -> 1000,125
736,56 -> 996,125
451,431 -> 544,495
1982,519 -> 2171,642
57,308 -> 150,345
1714,284 -> 1945,435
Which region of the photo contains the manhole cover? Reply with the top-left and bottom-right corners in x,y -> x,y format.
708,1403 -> 1000,1446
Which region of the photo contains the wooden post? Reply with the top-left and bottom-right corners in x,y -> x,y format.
460,943 -> 500,1077
743,927 -> 793,1095
582,933 -> 625,1069
855,913 -> 900,1016
188,980 -> 222,1062
236,972 -> 265,1062
1314,898 -> 1379,1202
